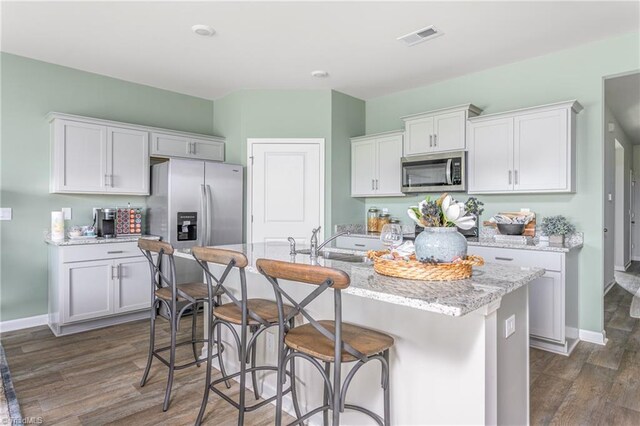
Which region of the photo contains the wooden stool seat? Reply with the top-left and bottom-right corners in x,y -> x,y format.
155,282 -> 222,301
285,320 -> 394,362
213,298 -> 295,325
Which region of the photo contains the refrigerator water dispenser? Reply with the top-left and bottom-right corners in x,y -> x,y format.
177,212 -> 198,241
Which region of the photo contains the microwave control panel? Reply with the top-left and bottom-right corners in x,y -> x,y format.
451,158 -> 462,185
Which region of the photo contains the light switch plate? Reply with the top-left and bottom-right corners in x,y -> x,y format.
62,207 -> 72,220
0,208 -> 12,221
505,314 -> 516,339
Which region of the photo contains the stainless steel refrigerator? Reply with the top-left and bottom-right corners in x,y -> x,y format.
147,158 -> 243,283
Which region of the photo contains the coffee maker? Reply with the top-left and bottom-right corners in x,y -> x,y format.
95,208 -> 117,238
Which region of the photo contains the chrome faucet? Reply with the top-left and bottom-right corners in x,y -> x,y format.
309,226 -> 350,258
287,227 -> 351,258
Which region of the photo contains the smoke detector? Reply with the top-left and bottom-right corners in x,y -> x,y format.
192,25 -> 216,37
311,70 -> 329,78
397,25 -> 443,46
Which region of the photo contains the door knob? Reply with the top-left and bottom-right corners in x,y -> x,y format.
604,228 -> 608,232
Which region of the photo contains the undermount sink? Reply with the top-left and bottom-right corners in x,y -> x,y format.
296,249 -> 370,263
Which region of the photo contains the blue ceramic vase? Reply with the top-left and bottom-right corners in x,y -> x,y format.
414,227 -> 468,263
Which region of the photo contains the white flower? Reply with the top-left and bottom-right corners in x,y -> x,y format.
442,195 -> 476,230
407,208 -> 422,226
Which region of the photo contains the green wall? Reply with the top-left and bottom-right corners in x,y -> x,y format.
364,32 -> 640,333
212,89 -> 365,239
0,53 -> 215,322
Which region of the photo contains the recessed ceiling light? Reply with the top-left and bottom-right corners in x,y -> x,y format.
311,70 -> 329,78
397,25 -> 443,46
192,25 -> 215,37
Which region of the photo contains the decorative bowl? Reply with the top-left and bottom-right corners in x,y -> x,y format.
496,223 -> 525,235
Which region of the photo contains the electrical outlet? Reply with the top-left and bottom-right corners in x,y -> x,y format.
62,207 -> 72,220
0,208 -> 12,221
505,315 -> 516,339
266,331 -> 275,352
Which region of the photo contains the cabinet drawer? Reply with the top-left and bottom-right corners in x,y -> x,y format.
467,245 -> 562,271
335,236 -> 384,251
60,242 -> 143,263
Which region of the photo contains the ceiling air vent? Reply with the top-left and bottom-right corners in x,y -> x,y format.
397,25 -> 443,46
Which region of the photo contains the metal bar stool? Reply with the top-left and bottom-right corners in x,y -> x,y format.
192,247 -> 301,426
257,259 -> 394,426
138,239 -> 226,412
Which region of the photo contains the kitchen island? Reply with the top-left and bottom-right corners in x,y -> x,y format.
175,242 -> 544,425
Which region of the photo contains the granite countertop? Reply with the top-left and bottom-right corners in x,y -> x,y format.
175,242 -> 544,317
335,224 -> 583,253
44,234 -> 161,246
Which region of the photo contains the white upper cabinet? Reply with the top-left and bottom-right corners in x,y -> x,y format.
467,117 -> 514,193
50,119 -> 148,195
467,100 -> 582,194
107,126 -> 149,194
402,104 -> 482,156
48,112 -> 226,195
351,131 -> 404,197
151,132 -> 225,162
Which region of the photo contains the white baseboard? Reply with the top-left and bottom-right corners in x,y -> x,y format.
632,256 -> 640,262
0,314 -> 48,333
579,329 -> 608,346
604,280 -> 616,295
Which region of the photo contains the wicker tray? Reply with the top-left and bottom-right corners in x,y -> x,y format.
367,250 -> 484,281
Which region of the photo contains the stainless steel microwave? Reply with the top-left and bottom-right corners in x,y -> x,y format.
401,151 -> 466,193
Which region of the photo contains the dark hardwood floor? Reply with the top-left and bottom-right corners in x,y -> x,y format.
531,283 -> 640,425
2,283 -> 639,425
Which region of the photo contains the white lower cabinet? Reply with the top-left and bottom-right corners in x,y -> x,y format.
48,241 -> 153,336
467,245 -> 579,355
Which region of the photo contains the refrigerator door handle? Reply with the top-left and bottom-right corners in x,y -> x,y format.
206,185 -> 213,246
200,184 -> 207,246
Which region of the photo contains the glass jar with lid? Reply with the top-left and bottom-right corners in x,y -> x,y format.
367,207 -> 380,233
378,213 -> 391,231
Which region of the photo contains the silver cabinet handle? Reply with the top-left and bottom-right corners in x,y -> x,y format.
354,243 -> 366,247
508,170 -> 512,185
107,250 -> 124,254
514,170 -> 519,185
433,134 -> 437,147
429,134 -> 433,147
111,265 -> 117,280
371,179 -> 375,190
495,257 -> 514,261
375,179 -> 379,190
192,142 -> 196,155
109,174 -> 114,187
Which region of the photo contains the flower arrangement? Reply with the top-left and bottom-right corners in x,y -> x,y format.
541,215 -> 575,236
407,193 -> 476,230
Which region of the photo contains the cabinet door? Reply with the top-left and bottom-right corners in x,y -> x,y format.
529,271 -> 564,342
114,257 -> 152,314
375,135 -> 404,196
62,260 -> 113,323
351,139 -> 377,196
467,118 -> 514,193
52,120 -> 107,193
150,132 -> 191,157
191,137 -> 225,161
514,109 -> 569,192
434,111 -> 466,152
107,127 -> 150,195
404,116 -> 434,156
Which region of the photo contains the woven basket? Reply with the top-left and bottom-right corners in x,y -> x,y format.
367,250 -> 484,281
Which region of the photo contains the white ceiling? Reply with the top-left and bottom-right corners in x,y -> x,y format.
1,1 -> 639,101
606,72 -> 640,145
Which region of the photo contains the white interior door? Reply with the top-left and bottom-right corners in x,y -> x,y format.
250,140 -> 323,246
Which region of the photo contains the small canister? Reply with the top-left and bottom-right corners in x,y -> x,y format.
389,218 -> 401,225
378,213 -> 391,231
367,207 -> 380,233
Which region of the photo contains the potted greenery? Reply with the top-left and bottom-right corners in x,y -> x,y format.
540,215 -> 575,245
407,193 -> 476,263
